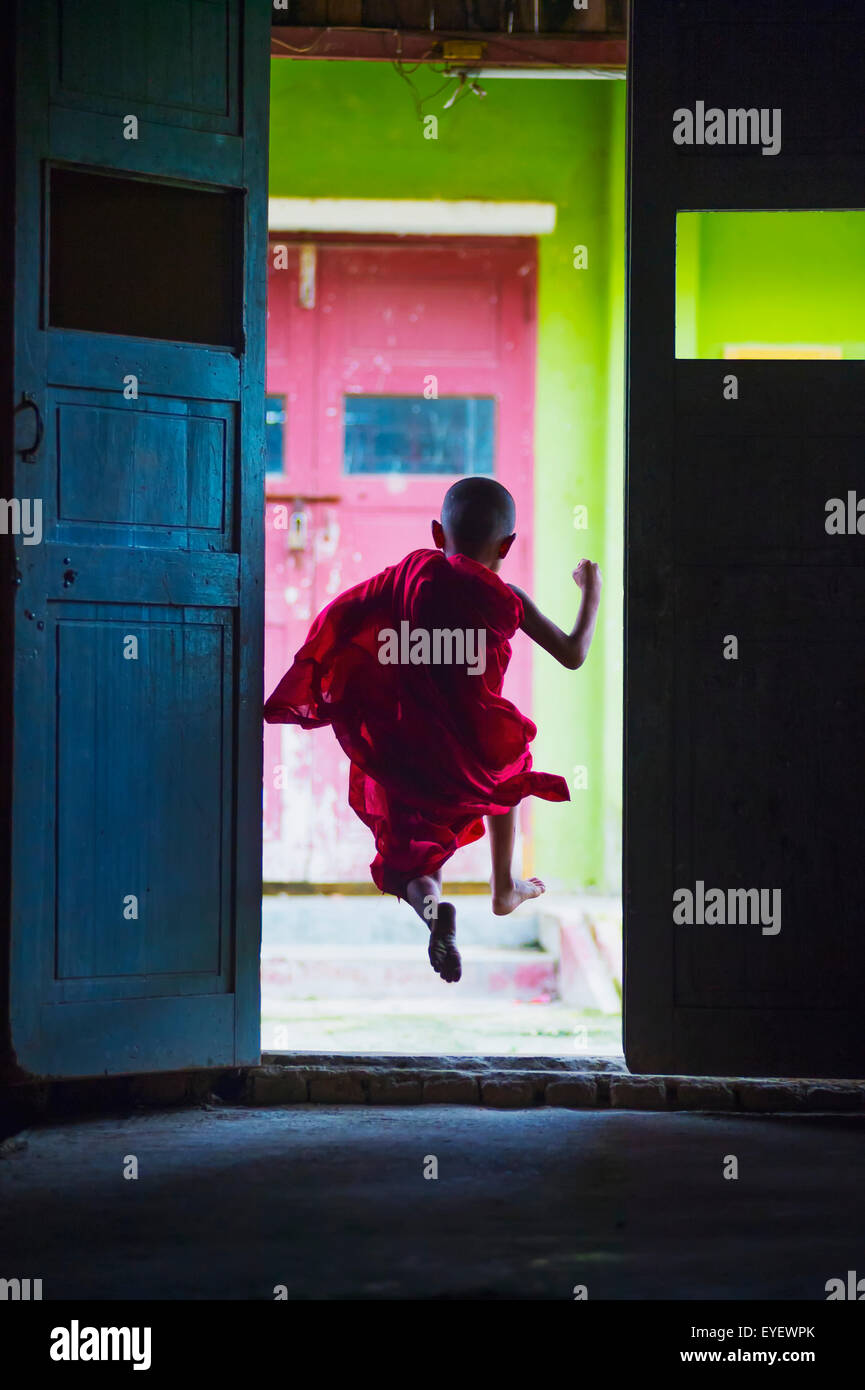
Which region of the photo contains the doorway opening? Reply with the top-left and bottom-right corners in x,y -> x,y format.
261,57 -> 625,1057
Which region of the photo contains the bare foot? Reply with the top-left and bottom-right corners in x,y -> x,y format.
428,902 -> 461,983
491,877 -> 546,916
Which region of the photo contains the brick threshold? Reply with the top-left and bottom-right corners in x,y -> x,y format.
251,1054 -> 865,1112
2,1054 -> 864,1140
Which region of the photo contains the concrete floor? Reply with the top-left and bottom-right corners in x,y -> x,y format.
0,1105 -> 861,1300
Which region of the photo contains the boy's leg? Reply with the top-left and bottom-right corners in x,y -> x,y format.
487,806 -> 546,916
405,868 -> 461,983
405,870 -> 442,924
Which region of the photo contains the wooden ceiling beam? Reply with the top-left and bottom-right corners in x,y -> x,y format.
271,28 -> 627,67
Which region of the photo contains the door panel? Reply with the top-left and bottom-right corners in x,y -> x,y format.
626,0 -> 865,1076
263,237 -> 537,883
673,566 -> 865,1016
6,0 -> 269,1078
53,390 -> 234,546
56,610 -> 231,986
53,0 -> 239,127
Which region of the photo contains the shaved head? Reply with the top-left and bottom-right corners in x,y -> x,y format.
440,477 -> 516,557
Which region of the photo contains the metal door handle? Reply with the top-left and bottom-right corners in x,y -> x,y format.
14,393 -> 43,463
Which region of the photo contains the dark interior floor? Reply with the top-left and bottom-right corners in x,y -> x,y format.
1,1105 -> 861,1300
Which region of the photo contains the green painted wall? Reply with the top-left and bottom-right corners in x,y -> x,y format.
269,61 -> 626,892
677,211 -> 865,358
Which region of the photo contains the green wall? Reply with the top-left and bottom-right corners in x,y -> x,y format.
269,61 -> 626,893
677,210 -> 865,358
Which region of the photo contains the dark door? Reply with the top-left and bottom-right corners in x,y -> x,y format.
626,0 -> 865,1076
5,0 -> 269,1077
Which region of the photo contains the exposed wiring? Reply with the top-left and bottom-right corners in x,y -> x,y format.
393,29 -> 463,120
393,58 -> 463,120
442,70 -> 486,109
271,31 -> 332,55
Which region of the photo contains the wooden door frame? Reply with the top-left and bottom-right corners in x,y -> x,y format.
0,15 -> 623,1077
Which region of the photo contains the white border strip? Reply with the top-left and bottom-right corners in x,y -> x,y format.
481,67 -> 625,80
268,197 -> 557,236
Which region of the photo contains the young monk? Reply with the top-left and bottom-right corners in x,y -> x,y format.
264,477 -> 602,984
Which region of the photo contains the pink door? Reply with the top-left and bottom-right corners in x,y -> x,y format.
263,236 -> 538,884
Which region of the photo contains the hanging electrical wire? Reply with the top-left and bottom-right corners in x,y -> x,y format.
392,28 -> 463,120
442,70 -> 487,108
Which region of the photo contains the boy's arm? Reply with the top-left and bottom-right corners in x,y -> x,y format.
509,560 -> 602,670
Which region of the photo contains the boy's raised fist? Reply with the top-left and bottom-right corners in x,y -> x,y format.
573,559 -> 602,592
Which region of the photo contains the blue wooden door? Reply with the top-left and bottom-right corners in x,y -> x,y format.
7,0 -> 269,1076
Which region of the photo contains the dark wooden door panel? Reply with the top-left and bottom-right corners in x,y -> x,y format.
673,567 -> 865,1014
674,434 -> 865,565
626,0 -> 865,1076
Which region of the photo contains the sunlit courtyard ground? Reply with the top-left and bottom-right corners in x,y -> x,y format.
262,997 -> 622,1056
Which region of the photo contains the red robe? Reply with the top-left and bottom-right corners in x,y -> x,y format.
263,548 -> 570,896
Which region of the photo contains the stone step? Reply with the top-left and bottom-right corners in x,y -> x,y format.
261,943 -> 557,1001
537,896 -> 622,1012
262,892 -> 545,948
